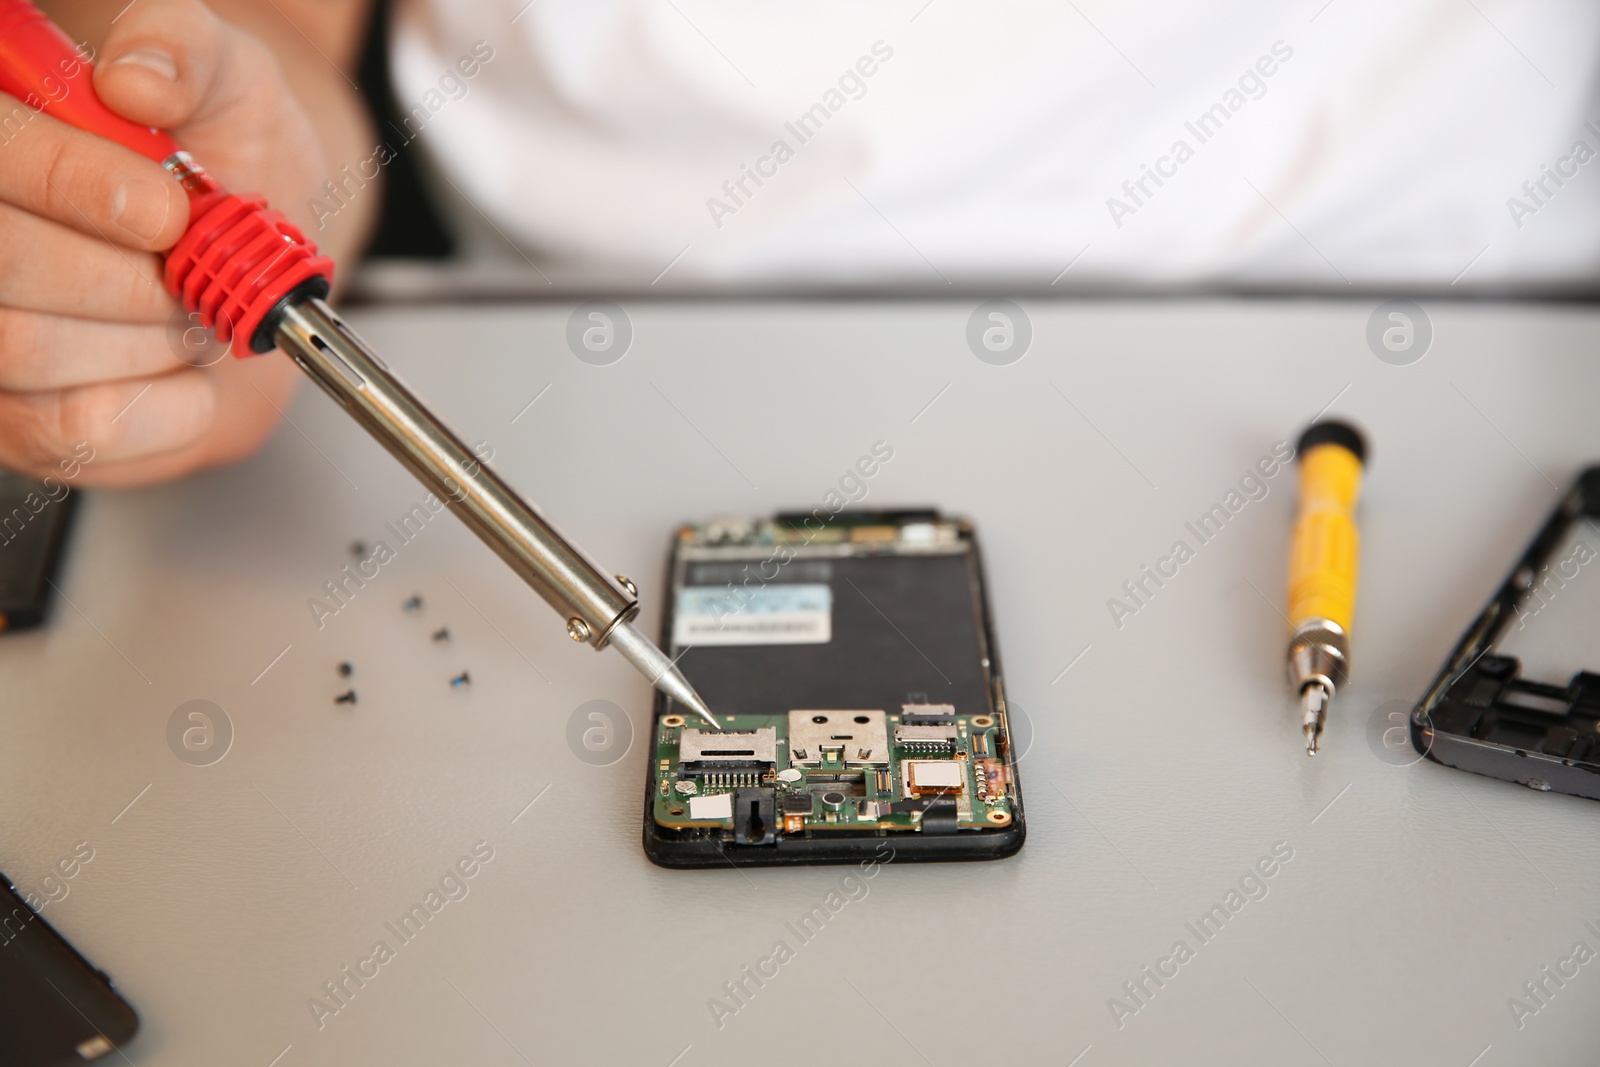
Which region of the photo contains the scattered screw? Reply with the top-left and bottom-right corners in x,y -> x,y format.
450,671 -> 471,688
338,661 -> 353,677
350,540 -> 368,558
432,627 -> 451,642
335,690 -> 357,705
403,595 -> 423,612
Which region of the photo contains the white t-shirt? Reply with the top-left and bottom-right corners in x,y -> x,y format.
390,0 -> 1600,290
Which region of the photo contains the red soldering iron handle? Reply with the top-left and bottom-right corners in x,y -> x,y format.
0,0 -> 333,352
0,0 -> 178,163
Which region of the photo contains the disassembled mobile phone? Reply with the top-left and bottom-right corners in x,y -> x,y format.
643,509 -> 1025,868
0,874 -> 138,1064
1411,467 -> 1600,798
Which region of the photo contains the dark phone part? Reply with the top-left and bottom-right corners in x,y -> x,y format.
0,470 -> 79,632
643,509 -> 1025,868
1411,467 -> 1600,798
0,875 -> 138,1064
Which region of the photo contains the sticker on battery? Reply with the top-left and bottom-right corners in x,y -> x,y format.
672,583 -> 832,646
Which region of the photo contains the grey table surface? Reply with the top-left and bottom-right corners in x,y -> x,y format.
4,298 -> 1599,1067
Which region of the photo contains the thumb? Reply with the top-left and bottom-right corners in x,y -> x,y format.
93,0 -> 326,214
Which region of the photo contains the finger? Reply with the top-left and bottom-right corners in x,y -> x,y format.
11,345 -> 300,488
0,368 -> 216,473
0,92 -> 188,251
99,0 -> 290,162
94,0 -> 229,132
0,308 -> 212,391
0,200 -> 173,322
97,0 -> 324,207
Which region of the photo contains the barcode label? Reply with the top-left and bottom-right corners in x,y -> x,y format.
672,584 -> 832,646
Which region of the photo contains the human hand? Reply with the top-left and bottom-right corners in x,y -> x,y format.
0,0 -> 347,486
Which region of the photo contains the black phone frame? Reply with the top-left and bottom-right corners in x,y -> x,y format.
1411,467 -> 1600,799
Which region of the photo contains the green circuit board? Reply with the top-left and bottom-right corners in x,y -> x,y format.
651,705 -> 1015,840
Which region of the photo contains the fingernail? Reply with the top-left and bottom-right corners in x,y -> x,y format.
113,178 -> 172,241
110,47 -> 178,80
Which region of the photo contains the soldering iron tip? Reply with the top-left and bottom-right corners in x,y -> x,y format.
607,620 -> 720,730
686,699 -> 721,731
662,671 -> 720,729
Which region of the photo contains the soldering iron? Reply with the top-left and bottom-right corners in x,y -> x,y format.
0,0 -> 719,729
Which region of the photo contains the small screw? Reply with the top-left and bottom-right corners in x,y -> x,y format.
338,662 -> 353,677
335,690 -> 357,705
566,617 -> 590,642
403,595 -> 423,612
350,540 -> 368,558
616,575 -> 638,596
450,671 -> 471,688
432,627 -> 451,642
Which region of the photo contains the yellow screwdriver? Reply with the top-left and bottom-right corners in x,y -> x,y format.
1285,420 -> 1368,755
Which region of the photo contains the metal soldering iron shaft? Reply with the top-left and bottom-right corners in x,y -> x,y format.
271,296 -> 718,723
